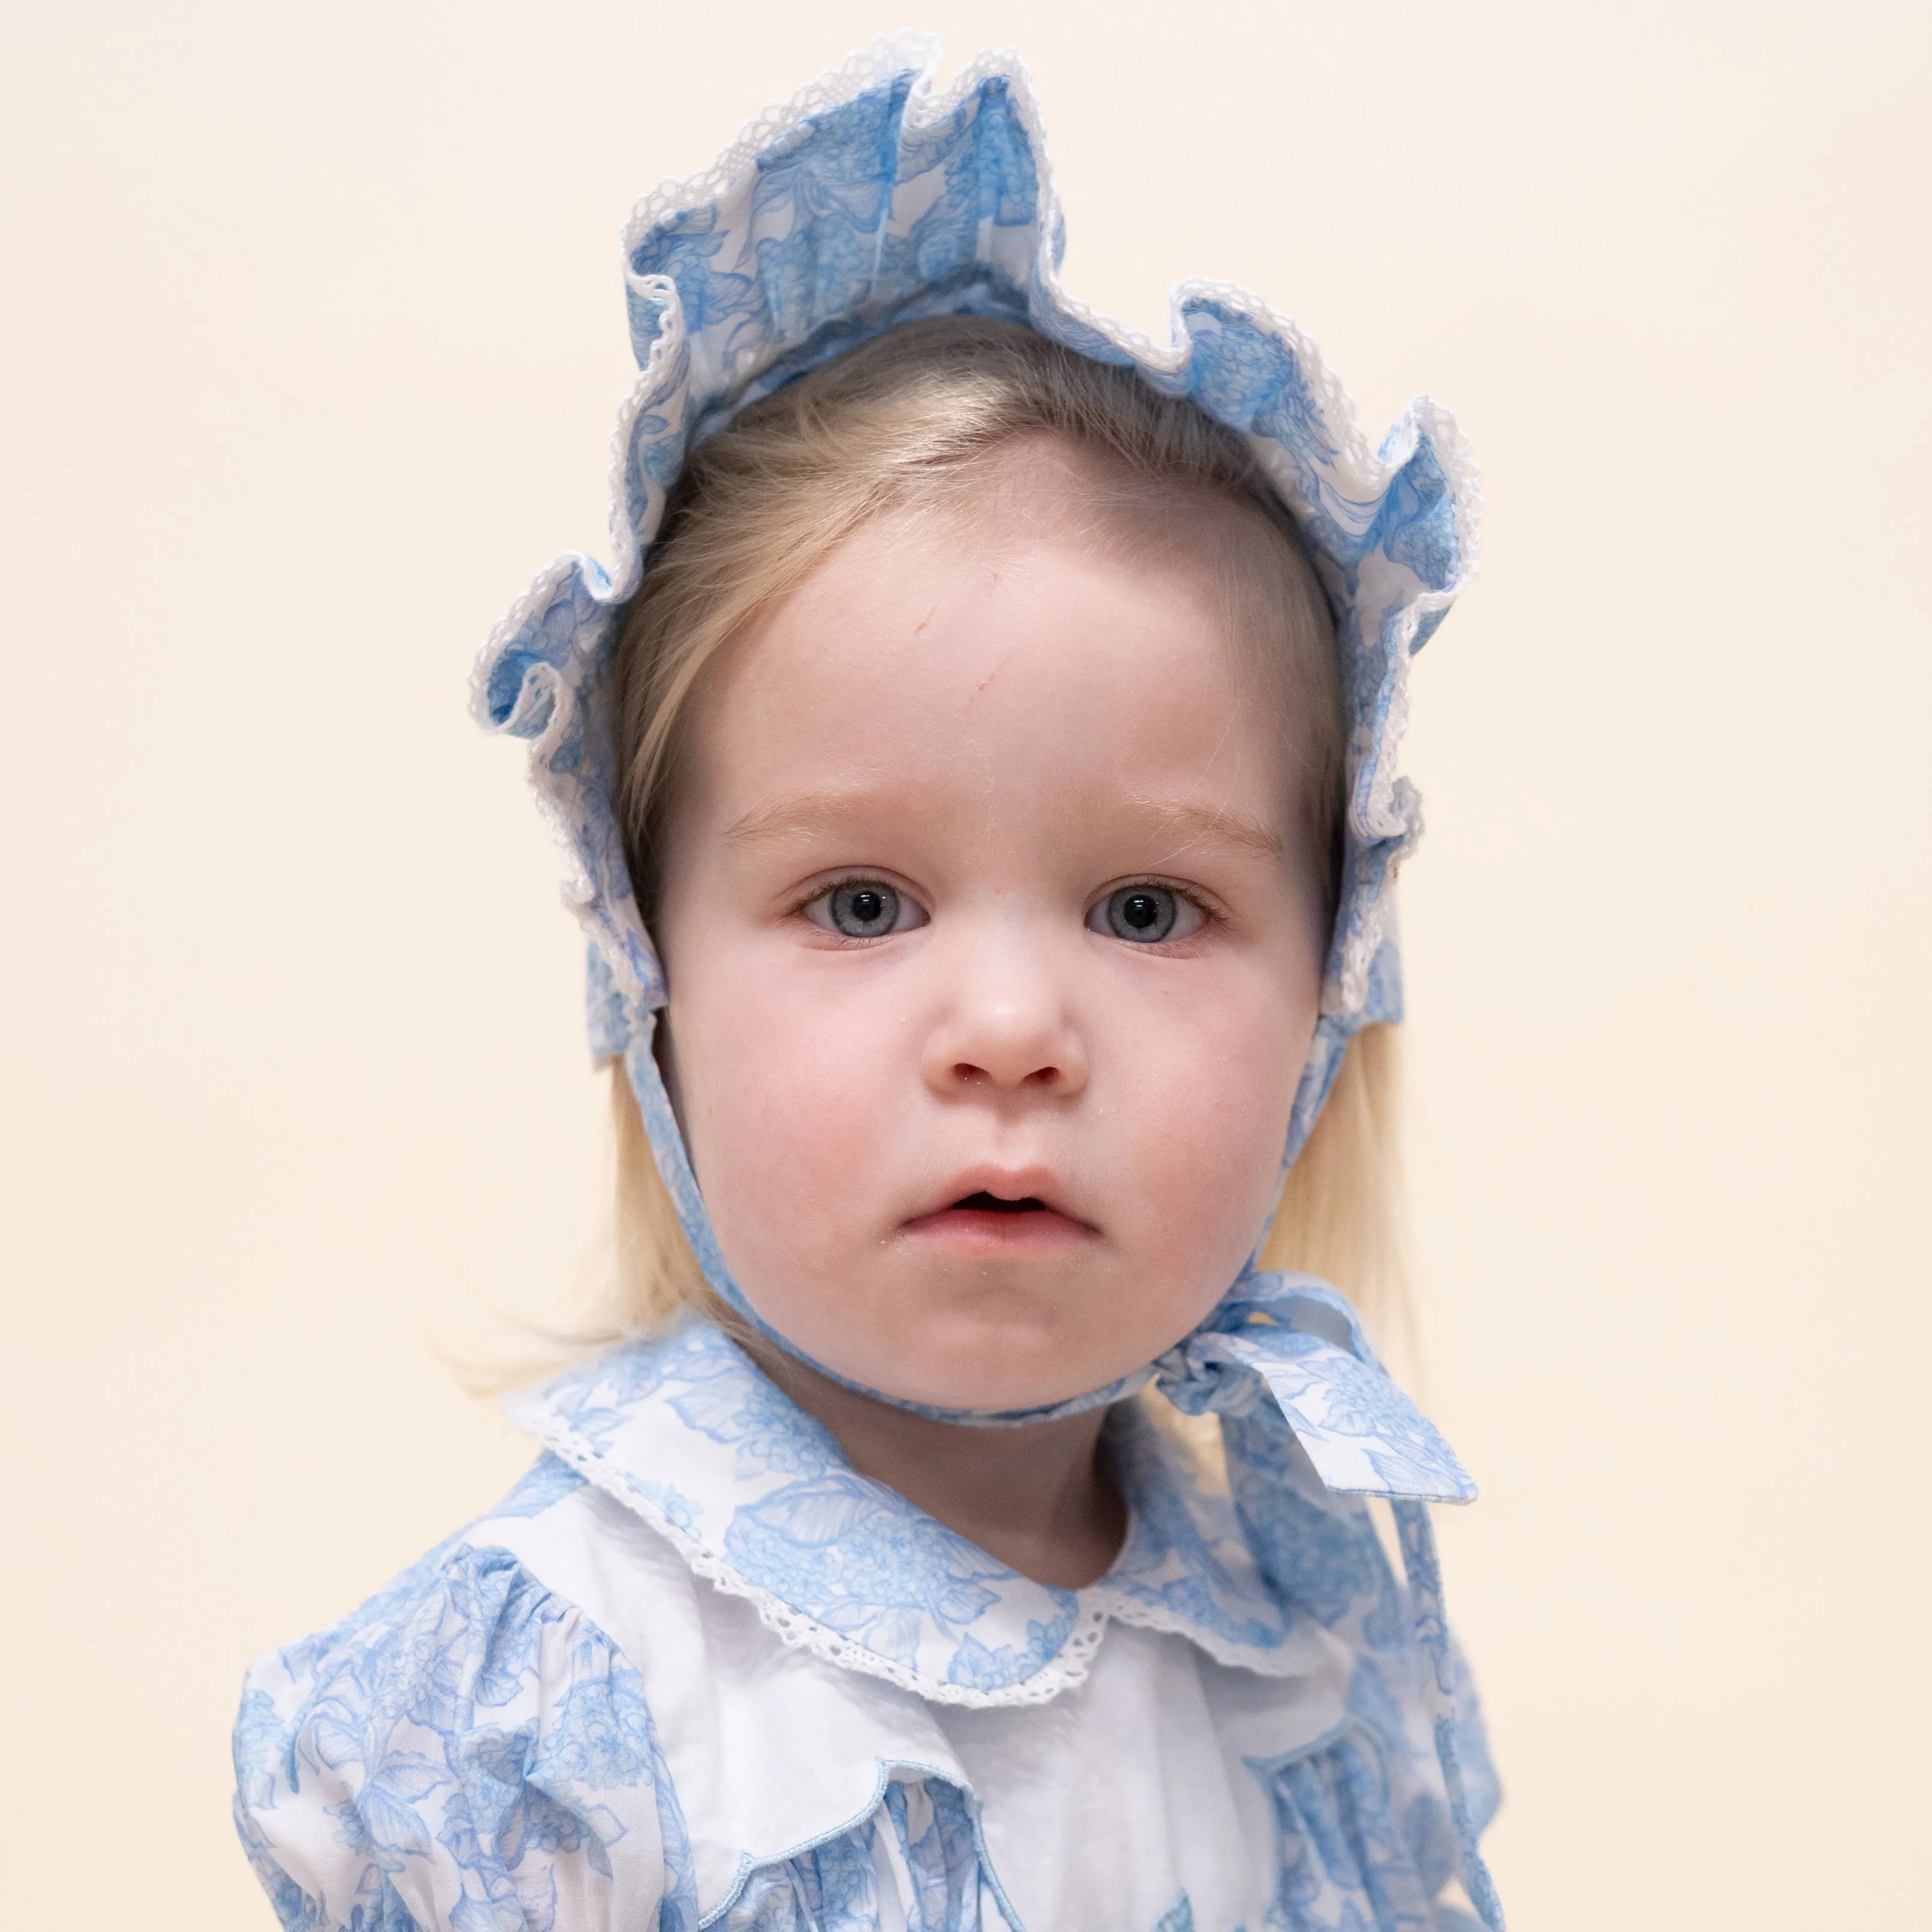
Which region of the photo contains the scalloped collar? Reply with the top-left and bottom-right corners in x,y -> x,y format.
504,1320 -> 1336,1709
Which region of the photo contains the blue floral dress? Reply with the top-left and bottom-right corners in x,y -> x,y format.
233,1321 -> 1498,1931
238,48 -> 1508,1926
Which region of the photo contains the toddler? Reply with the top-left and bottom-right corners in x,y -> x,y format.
234,40 -> 1503,1932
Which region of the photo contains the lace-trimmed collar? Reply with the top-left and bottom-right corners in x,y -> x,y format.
504,1320 -> 1337,1710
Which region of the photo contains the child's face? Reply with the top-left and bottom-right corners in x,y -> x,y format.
654,442 -> 1329,1412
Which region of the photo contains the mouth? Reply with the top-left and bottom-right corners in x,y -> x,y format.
952,1190 -> 1049,1214
901,1180 -> 1097,1255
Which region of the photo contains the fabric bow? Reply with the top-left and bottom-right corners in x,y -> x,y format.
1153,1271 -> 1474,1504
1154,1271 -> 1503,1930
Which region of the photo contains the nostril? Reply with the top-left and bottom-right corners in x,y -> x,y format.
946,1063 -> 1064,1089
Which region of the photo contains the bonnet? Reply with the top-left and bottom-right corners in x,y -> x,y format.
475,38 -> 1501,1927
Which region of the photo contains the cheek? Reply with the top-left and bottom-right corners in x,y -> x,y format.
672,954 -> 904,1269
1103,972 -> 1313,1283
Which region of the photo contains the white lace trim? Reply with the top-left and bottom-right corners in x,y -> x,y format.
506,1392 -> 1116,1711
505,1388 -> 1325,1705
1086,1584 -> 1314,1681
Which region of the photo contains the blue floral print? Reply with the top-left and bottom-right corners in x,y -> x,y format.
723,1775 -> 995,1931
234,1542 -> 699,1932
237,1325 -> 1498,1929
724,1473 -> 1013,1663
503,1300 -> 1474,1710
1152,1280 -> 1475,1506
508,1323 -> 1087,1697
1255,1726 -> 1446,1931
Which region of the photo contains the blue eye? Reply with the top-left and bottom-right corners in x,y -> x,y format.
1098,886 -> 1178,943
832,883 -> 898,936
810,880 -> 923,938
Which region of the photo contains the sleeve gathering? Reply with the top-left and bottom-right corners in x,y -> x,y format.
233,1541 -> 692,1932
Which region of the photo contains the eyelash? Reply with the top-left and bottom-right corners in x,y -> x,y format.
792,872 -> 922,942
792,874 -> 1224,940
1093,877 -> 1223,941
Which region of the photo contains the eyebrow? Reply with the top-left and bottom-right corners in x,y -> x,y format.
1120,796 -> 1284,862
723,787 -> 1283,860
722,789 -> 896,847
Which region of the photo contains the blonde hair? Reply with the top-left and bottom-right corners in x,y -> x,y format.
614,317 -> 1341,916
594,315 -> 1406,1350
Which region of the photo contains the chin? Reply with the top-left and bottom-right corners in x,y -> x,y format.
866,1325 -> 1132,1415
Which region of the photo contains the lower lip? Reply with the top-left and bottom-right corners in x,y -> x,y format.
901,1207 -> 1097,1256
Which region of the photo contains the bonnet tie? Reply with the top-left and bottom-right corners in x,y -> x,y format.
1154,1271 -> 1505,1930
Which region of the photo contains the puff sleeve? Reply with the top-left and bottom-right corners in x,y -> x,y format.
233,1542 -> 694,1931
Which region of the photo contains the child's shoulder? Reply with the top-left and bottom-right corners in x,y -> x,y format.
233,1452 -> 694,1930
240,1453 -> 588,1689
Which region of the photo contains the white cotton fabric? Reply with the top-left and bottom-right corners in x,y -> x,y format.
488,1480 -> 1355,1930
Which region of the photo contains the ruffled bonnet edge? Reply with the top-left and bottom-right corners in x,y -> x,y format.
467,32 -> 1478,1177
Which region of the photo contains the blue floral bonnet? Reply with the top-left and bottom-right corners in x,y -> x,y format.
472,38 -> 1500,1924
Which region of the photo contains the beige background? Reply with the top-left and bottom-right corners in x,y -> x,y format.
4,2 -> 1928,1925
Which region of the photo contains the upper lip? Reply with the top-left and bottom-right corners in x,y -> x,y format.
908,1166 -> 1093,1228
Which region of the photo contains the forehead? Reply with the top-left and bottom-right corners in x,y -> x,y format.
679,483 -> 1295,832
956,431 -> 1281,576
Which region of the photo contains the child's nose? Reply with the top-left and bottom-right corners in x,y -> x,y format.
920,963 -> 1090,1100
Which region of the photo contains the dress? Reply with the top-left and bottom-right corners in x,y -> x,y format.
233,1321 -> 1499,1931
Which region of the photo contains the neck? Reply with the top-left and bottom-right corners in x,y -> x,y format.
742,1335 -> 1127,1590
